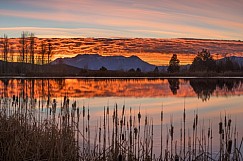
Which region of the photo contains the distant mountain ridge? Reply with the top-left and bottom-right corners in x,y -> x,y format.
51,54 -> 243,72
217,56 -> 243,67
51,54 -> 166,72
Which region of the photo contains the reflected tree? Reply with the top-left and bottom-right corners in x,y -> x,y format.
0,79 -> 9,97
54,79 -> 66,90
190,79 -> 217,101
168,79 -> 180,95
217,79 -> 240,91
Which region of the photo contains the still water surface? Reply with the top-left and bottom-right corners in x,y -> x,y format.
1,78 -> 243,156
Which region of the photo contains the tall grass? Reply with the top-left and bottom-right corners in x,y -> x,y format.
0,95 -> 242,160
0,96 -> 79,160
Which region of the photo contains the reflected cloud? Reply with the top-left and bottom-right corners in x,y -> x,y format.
0,79 -> 243,101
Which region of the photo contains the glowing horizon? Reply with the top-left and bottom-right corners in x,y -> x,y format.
1,0 -> 243,40
2,37 -> 243,66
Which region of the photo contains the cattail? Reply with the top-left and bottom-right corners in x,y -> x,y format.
107,106 -> 109,115
134,127 -> 138,139
208,127 -> 210,139
183,106 -> 186,160
227,139 -> 232,154
83,106 -> 85,117
72,101 -> 76,111
219,122 -> 223,134
228,119 -> 232,128
161,107 -> 163,160
87,108 -> 90,121
161,109 -> 163,122
138,111 -> 141,124
170,125 -> 174,141
122,105 -> 125,116
122,133 -> 125,141
222,130 -> 224,140
77,107 -> 79,119
145,116 -> 148,126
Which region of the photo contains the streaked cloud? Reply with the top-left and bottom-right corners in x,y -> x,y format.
0,0 -> 243,39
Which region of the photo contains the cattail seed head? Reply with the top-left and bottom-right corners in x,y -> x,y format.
225,115 -> 227,127
134,127 -> 138,139
228,119 -> 232,128
208,128 -> 210,138
219,122 -> 223,134
83,106 -> 85,117
122,105 -> 125,116
170,125 -> 174,140
107,106 -> 109,115
122,134 -> 125,141
227,140 -> 232,154
161,110 -> 163,122
87,109 -> 90,121
138,112 -> 141,123
183,108 -> 186,121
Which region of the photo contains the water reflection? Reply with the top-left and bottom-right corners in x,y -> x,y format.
1,78 -> 243,157
189,79 -> 217,101
0,78 -> 243,101
168,79 -> 180,95
189,79 -> 242,101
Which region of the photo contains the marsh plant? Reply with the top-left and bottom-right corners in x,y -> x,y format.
0,95 -> 242,161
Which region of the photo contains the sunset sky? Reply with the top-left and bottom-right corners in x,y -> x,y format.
0,0 -> 243,40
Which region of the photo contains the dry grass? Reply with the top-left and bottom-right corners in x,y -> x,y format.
0,102 -> 79,160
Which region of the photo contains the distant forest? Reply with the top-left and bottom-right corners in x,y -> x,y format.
167,49 -> 242,73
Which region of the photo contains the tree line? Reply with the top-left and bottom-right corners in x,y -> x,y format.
0,32 -> 53,65
167,49 -> 242,73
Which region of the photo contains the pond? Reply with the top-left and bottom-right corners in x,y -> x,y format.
1,78 -> 243,159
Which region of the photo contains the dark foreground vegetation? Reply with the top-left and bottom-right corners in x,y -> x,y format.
0,95 -> 242,160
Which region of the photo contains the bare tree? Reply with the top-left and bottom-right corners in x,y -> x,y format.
29,33 -> 35,64
19,31 -> 28,63
9,46 -> 14,62
47,39 -> 52,63
3,34 -> 9,62
1,34 -> 10,73
40,41 -> 46,65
